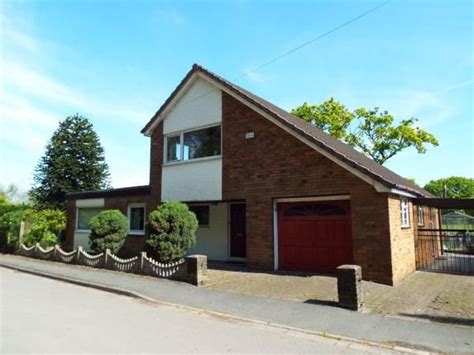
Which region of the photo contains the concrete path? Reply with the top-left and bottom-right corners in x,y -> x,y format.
1,254 -> 473,353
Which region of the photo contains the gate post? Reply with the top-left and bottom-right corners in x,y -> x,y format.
337,265 -> 363,311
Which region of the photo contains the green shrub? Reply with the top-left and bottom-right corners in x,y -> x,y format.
22,209 -> 66,248
0,205 -> 28,250
147,201 -> 198,262
88,210 -> 128,254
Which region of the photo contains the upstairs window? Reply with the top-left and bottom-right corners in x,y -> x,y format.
400,198 -> 410,228
165,125 -> 221,163
166,135 -> 181,162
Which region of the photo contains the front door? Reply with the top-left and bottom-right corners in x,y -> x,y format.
230,203 -> 246,258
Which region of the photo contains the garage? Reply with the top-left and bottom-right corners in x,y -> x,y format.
277,199 -> 353,273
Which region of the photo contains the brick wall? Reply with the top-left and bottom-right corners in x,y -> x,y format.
388,195 -> 416,285
64,193 -> 150,257
221,92 -> 396,284
65,200 -> 76,251
149,122 -> 163,211
103,194 -> 150,257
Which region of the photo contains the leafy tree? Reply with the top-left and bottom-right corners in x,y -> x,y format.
292,99 -> 439,165
29,114 -> 110,210
0,204 -> 29,251
89,210 -> 128,254
424,177 -> 474,199
292,99 -> 353,139
147,201 -> 198,262
22,209 -> 66,248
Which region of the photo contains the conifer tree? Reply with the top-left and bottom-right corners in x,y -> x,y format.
29,114 -> 110,210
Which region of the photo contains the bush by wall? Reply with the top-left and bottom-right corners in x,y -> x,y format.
0,203 -> 29,251
147,201 -> 198,262
22,209 -> 66,248
88,210 -> 128,254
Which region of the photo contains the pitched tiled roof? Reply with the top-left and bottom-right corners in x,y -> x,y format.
142,64 -> 431,197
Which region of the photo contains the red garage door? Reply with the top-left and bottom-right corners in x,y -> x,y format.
278,200 -> 353,273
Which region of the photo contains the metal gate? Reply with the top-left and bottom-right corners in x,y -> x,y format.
415,229 -> 474,274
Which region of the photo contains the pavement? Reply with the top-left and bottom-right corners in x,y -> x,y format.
206,262 -> 474,326
2,268 -> 392,354
1,254 -> 473,353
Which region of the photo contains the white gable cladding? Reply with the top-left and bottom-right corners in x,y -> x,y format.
161,77 -> 222,201
163,77 -> 222,134
162,159 -> 222,201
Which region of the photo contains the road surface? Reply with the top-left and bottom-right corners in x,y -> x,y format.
0,268 -> 397,353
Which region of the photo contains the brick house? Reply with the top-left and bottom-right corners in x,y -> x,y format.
65,64 -> 438,285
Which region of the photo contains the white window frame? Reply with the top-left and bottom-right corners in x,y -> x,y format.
76,207 -> 102,232
163,123 -> 222,165
127,204 -> 146,236
400,198 -> 410,228
188,204 -> 210,228
165,134 -> 181,163
417,206 -> 424,226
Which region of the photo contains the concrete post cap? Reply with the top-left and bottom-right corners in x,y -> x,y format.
186,254 -> 207,259
336,264 -> 361,270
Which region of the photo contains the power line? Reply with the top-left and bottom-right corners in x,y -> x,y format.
249,0 -> 391,73
173,0 -> 391,109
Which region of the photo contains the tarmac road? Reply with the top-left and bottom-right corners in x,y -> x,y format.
0,268 -> 397,354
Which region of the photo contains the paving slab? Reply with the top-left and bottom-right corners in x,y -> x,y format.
0,254 -> 472,353
205,264 -> 474,326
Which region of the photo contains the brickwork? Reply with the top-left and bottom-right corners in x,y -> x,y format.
337,264 -> 363,310
65,200 -> 76,251
388,195 -> 416,285
149,122 -> 164,211
103,194 -> 150,257
221,92 -> 396,284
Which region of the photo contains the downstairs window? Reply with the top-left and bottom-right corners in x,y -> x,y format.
400,198 -> 410,228
189,205 -> 210,227
76,208 -> 102,231
128,205 -> 146,235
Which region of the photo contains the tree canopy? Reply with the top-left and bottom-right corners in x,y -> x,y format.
29,114 -> 110,210
292,98 -> 439,165
424,177 -> 474,199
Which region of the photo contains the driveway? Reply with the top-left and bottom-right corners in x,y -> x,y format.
206,263 -> 474,326
1,268 -> 395,354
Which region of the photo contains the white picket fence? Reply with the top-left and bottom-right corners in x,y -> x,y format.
17,243 -> 186,279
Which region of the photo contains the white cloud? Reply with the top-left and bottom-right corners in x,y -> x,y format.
0,16 -> 153,191
1,61 -> 87,107
1,27 -> 40,53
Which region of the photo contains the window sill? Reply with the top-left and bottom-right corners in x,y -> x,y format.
163,155 -> 221,167
75,229 -> 91,233
401,225 -> 411,229
129,231 -> 145,236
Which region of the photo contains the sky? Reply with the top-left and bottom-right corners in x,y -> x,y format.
0,0 -> 472,195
